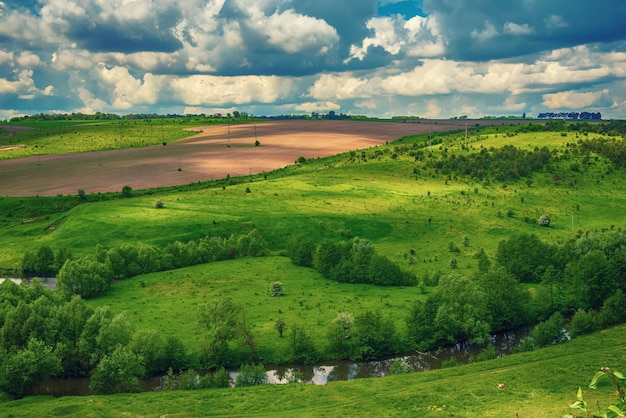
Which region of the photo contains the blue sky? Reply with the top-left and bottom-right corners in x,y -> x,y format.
0,0 -> 625,119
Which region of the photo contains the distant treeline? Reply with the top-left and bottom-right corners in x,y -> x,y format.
7,112 -> 252,123
537,111 -> 601,120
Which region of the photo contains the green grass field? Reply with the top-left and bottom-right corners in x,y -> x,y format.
87,256 -> 428,363
0,117 -> 244,159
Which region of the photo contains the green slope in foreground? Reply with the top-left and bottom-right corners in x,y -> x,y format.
2,324 -> 624,417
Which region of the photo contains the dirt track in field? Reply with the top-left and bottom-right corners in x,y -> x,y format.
0,119 -> 518,197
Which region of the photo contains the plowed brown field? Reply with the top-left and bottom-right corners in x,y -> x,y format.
0,119 -> 519,196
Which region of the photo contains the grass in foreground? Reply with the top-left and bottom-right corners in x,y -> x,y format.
2,324 -> 624,417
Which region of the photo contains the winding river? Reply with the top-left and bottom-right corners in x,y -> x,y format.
31,326 -> 532,396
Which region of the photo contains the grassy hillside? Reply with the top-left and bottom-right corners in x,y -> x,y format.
2,127 -> 625,272
1,121 -> 626,415
2,324 -> 624,417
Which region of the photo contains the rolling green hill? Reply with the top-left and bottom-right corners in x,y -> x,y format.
1,120 -> 625,416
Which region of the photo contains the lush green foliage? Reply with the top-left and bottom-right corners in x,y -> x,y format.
0,280 -> 187,398
197,297 -> 258,368
567,367 -> 626,418
312,237 -> 417,286
2,324 -> 625,417
164,367 -> 230,390
235,364 -> 268,387
90,344 -> 145,395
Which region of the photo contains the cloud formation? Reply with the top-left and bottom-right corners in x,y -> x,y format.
0,0 -> 624,119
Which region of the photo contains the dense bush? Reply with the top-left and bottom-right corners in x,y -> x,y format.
312,237 -> 416,286
353,310 -> 399,360
90,345 -> 144,395
568,309 -> 596,338
496,233 -> 556,283
287,235 -> 315,267
427,144 -> 552,181
21,245 -> 70,278
235,364 -> 267,387
290,326 -> 318,365
531,312 -> 567,348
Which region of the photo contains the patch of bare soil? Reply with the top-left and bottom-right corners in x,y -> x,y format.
0,126 -> 34,137
0,119 -> 525,197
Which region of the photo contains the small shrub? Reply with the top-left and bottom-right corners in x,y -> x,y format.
441,358 -> 458,368
566,367 -> 626,418
274,318 -> 287,337
449,257 -> 458,269
269,281 -> 283,297
290,326 -> 318,364
235,364 -> 267,387
154,200 -> 164,209
538,214 -> 551,227
568,309 -> 596,338
390,358 -> 412,375
198,368 -> 230,389
532,311 -> 567,347
177,369 -> 200,390
77,189 -> 86,200
122,185 -> 132,198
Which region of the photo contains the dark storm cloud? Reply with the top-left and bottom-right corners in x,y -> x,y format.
47,1 -> 183,53
423,0 -> 626,61
292,0 -> 377,45
207,0 -> 393,77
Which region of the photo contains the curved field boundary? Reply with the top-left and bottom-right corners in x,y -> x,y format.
0,119 -> 522,197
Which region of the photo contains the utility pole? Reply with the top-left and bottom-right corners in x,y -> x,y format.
429,121 -> 432,152
465,122 -> 468,148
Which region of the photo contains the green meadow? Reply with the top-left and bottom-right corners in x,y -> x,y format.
88,257 -> 427,363
0,116 -> 240,159
1,120 -> 626,415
